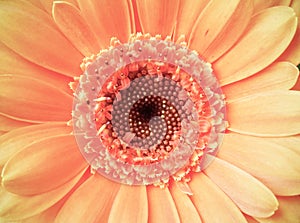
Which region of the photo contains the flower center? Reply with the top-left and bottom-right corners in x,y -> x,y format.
72,34 -> 227,187
94,60 -> 211,166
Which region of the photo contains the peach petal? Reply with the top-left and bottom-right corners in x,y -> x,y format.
290,0 -> 300,15
0,123 -> 71,169
174,0 -> 210,40
108,185 -> 148,223
268,135 -> 300,155
217,133 -> 300,196
256,196 -> 300,222
147,186 -> 180,223
201,0 -> 253,62
279,17 -> 300,64
40,0 -> 78,13
0,75 -> 72,123
189,0 -> 253,62
245,215 -> 260,223
77,0 -> 134,47
1,134 -> 87,196
227,91 -> 300,136
27,0 -> 44,9
214,6 -> 297,86
253,0 -> 291,13
189,173 -> 247,222
0,169 -> 85,220
135,0 -> 179,38
0,42 -> 72,94
19,198 -> 66,223
222,62 -> 299,101
52,1 -> 101,57
55,174 -> 120,223
169,182 -> 202,223
0,114 -> 31,132
204,157 -> 279,218
0,0 -> 83,77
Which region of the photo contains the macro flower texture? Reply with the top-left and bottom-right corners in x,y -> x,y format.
0,0 -> 300,222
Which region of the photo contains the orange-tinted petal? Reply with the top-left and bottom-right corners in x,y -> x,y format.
52,1 -> 101,57
169,182 -> 202,223
256,196 -> 300,222
222,62 -> 299,101
214,6 -> 297,86
1,135 -> 87,196
227,91 -> 300,136
0,0 -> 83,77
253,0 -> 291,13
189,173 -> 247,222
108,185 -> 148,223
217,133 -> 300,196
174,0 -> 209,40
0,169 -> 85,221
77,0 -> 134,47
0,123 -> 71,169
147,186 -> 180,223
55,174 -> 120,223
40,0 -> 78,13
136,0 -> 179,38
0,75 -> 72,123
0,115 -> 31,132
189,0 -> 253,62
204,157 -> 279,218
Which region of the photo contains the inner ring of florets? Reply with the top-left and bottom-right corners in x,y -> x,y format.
72,35 -> 227,186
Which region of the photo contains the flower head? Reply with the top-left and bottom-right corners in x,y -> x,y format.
0,0 -> 300,222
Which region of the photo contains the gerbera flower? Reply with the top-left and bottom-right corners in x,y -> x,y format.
0,0 -> 300,222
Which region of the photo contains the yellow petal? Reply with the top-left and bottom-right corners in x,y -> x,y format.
169,182 -> 202,223
222,62 -> 299,101
214,6 -> 297,86
256,196 -> 300,222
0,123 -> 71,169
218,133 -> 300,196
253,0 -> 291,13
0,114 -> 31,132
108,185 -> 148,223
0,169 -> 85,221
0,0 -> 83,77
174,0 -> 210,40
189,173 -> 247,223
0,75 -> 72,123
55,174 -> 120,223
204,157 -> 279,218
189,0 -> 253,62
77,0 -> 134,47
1,135 -> 87,196
147,186 -> 180,223
135,0 -> 179,38
52,1 -> 101,57
227,91 -> 300,136
40,0 -> 78,13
